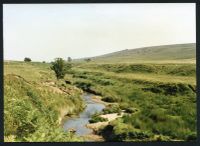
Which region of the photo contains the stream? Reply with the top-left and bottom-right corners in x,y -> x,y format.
63,93 -> 105,136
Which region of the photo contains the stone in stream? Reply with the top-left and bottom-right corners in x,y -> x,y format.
68,128 -> 76,133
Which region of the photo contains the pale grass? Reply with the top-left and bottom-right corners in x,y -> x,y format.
75,68 -> 196,85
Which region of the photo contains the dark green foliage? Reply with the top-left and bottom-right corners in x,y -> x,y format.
50,58 -> 72,79
24,57 -> 31,62
142,83 -> 194,96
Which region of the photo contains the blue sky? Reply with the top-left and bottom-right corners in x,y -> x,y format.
3,3 -> 196,61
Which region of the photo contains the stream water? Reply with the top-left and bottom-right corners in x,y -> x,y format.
63,93 -> 105,136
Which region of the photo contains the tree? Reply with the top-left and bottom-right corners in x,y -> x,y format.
24,57 -> 31,62
50,58 -> 72,79
67,57 -> 72,62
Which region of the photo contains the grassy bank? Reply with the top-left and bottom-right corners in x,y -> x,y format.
4,62 -> 85,142
64,62 -> 196,141
4,59 -> 197,141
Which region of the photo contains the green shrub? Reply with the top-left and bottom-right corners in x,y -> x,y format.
50,58 -> 72,79
102,105 -> 121,114
89,113 -> 108,123
24,57 -> 31,62
102,96 -> 120,102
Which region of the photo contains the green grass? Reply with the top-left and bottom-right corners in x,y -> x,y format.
4,43 -> 197,141
64,61 -> 196,141
76,43 -> 195,63
4,61 -> 85,142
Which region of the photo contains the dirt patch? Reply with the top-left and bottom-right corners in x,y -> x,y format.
100,113 -> 124,121
86,121 -> 109,131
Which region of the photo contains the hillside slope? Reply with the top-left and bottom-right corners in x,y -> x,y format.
89,43 -> 196,63
4,62 -> 85,142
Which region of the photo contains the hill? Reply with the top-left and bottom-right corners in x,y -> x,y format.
86,43 -> 196,63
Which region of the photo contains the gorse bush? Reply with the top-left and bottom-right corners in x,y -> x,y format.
51,58 -> 72,79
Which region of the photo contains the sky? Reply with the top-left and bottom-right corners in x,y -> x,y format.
3,3 -> 196,62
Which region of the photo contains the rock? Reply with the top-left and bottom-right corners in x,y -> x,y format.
68,128 -> 76,133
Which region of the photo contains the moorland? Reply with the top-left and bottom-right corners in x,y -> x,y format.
4,43 -> 196,142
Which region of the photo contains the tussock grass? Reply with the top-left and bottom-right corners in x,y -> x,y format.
65,61 -> 196,141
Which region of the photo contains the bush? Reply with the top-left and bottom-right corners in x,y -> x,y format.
102,105 -> 121,114
89,113 -> 108,123
50,58 -> 72,79
24,57 -> 31,62
102,96 -> 119,102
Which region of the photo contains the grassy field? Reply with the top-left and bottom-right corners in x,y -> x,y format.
79,43 -> 196,63
4,43 -> 197,142
65,62 -> 196,141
